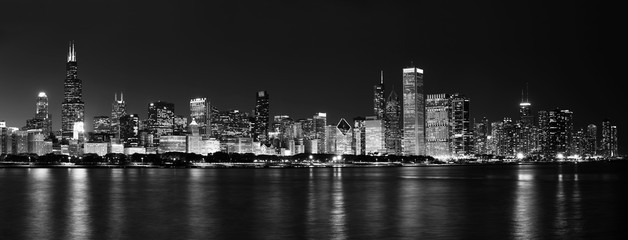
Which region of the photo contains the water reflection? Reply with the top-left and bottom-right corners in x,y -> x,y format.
67,169 -> 91,239
26,169 -> 52,239
330,168 -> 346,239
513,167 -> 536,240
108,169 -> 124,239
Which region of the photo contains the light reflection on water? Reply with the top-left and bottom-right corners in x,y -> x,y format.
0,164 -> 624,239
67,168 -> 91,240
26,169 -> 52,239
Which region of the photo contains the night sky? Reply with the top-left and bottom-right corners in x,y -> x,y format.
0,1 -> 622,151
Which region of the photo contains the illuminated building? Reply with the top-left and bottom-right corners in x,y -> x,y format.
365,116 -> 385,155
111,93 -> 127,142
190,98 -> 211,137
212,109 -> 253,139
601,119 -> 618,157
147,101 -> 175,136
474,117 -> 490,155
324,125 -> 336,154
253,91 -> 270,143
450,94 -> 472,155
93,116 -> 111,134
426,94 -> 451,157
187,118 -> 200,136
84,142 -> 108,156
425,93 -> 472,157
25,92 -> 53,135
353,117 -> 366,155
158,135 -> 187,153
384,91 -> 402,155
585,124 -> 597,156
335,118 -> 353,155
538,109 -> 573,159
73,122 -> 85,141
28,129 -> 51,156
173,115 -> 188,135
402,66 -> 425,156
491,118 -> 517,157
120,114 -> 140,147
61,41 -> 85,139
374,71 -> 385,119
313,113 -> 327,153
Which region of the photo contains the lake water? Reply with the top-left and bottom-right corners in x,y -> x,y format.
0,163 -> 625,239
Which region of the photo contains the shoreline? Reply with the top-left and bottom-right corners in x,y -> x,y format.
1,160 -> 622,169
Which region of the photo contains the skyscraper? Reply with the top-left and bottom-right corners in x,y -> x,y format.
539,109 -> 573,159
384,90 -> 402,155
313,112 -> 327,153
373,71 -> 385,119
365,116 -> 385,155
451,94 -> 472,155
25,92 -> 52,135
111,92 -> 127,142
601,119 -> 618,157
335,118 -> 353,155
147,101 -> 175,136
353,117 -> 366,155
253,91 -> 270,143
473,117 -> 490,155
61,41 -> 85,139
426,94 -> 451,157
120,114 -> 140,147
190,98 -> 211,137
93,116 -> 111,134
402,66 -> 425,156
585,124 -> 597,156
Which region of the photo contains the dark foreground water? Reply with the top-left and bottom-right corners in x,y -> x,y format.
1,163 -> 626,239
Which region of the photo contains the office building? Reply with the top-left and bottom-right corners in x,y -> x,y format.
402,66 -> 425,156
253,91 -> 270,143
365,116 -> 385,155
190,98 -> 211,137
61,41 -> 85,139
384,91 -> 402,155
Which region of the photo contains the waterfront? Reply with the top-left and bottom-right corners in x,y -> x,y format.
0,162 -> 625,239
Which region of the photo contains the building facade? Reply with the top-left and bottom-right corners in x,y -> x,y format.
402,67 -> 425,156
61,41 -> 85,139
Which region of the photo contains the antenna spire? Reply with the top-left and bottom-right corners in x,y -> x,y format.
380,70 -> 384,84
115,92 -> 117,101
121,92 -> 124,102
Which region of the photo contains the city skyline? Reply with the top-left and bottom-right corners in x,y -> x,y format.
0,0 -> 621,152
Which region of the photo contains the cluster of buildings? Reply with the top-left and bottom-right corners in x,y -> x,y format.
0,42 -> 621,160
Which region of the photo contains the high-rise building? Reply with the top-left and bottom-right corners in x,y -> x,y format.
519,86 -> 534,126
474,117 -> 490,155
402,66 -> 425,156
426,94 -> 451,157
313,113 -> 327,153
335,118 -> 353,155
212,109 -> 253,139
61,41 -> 85,139
601,119 -> 618,157
353,117 -> 366,155
25,92 -> 52,135
120,114 -> 140,147
111,92 -> 127,142
585,124 -> 597,156
324,125 -> 337,154
190,98 -> 211,137
373,71 -> 385,119
384,90 -> 402,155
147,101 -> 175,137
451,94 -> 472,155
539,109 -> 573,159
253,91 -> 270,143
365,116 -> 385,155
425,93 -> 472,157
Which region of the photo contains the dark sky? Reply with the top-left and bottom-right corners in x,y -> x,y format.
0,0 -> 623,151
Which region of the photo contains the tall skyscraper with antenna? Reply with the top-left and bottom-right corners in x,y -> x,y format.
61,41 -> 85,139
519,83 -> 533,126
111,92 -> 127,142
